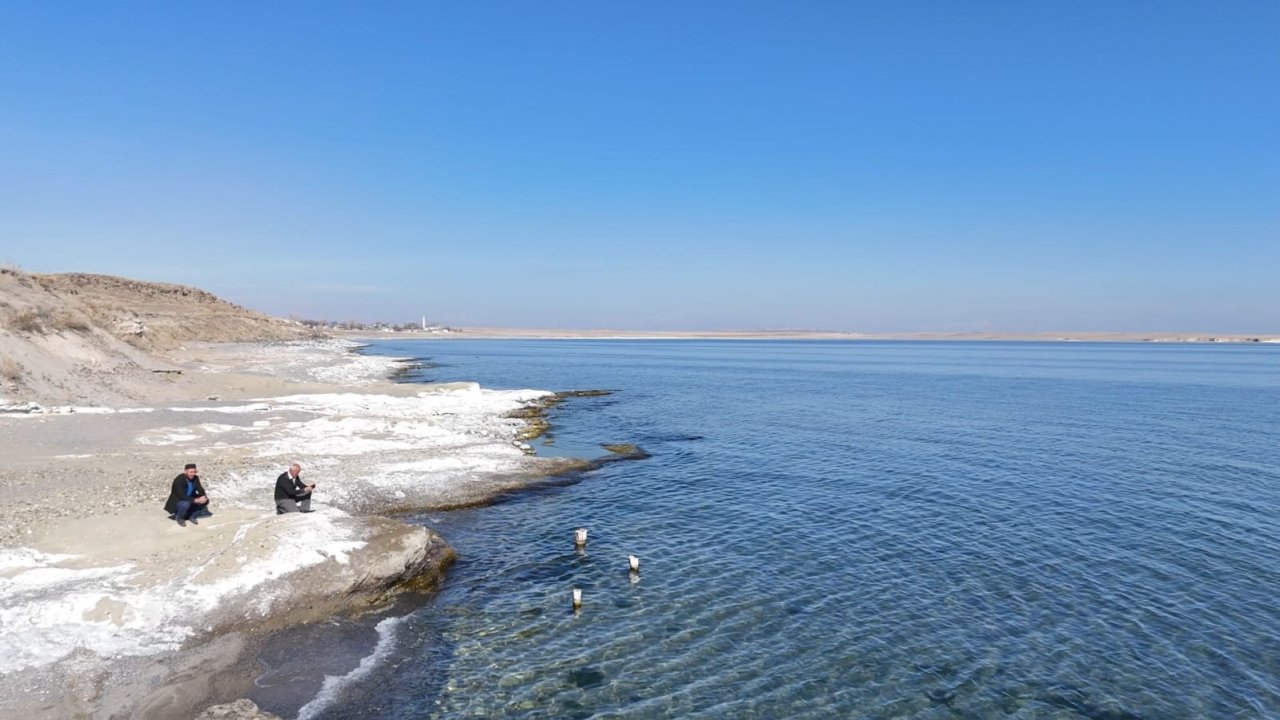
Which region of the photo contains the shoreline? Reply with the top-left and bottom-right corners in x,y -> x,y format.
0,339 -> 579,719
342,328 -> 1280,343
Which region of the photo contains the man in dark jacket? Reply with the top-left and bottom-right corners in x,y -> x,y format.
164,463 -> 209,527
275,463 -> 315,514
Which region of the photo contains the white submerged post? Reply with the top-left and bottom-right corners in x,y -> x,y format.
574,528 -> 588,548
572,587 -> 583,611
628,554 -> 640,573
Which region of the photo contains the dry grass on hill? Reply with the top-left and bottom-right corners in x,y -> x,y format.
0,267 -> 319,404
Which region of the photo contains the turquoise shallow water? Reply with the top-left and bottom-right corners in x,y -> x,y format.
254,340 -> 1280,719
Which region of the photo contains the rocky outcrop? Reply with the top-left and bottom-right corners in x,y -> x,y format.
196,699 -> 283,720
200,515 -> 456,637
0,512 -> 456,720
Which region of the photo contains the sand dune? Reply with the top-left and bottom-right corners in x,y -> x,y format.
0,268 -> 317,406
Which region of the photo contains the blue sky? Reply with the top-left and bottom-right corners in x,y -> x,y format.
1,2 -> 1276,332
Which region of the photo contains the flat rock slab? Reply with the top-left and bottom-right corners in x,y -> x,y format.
196,698 -> 283,720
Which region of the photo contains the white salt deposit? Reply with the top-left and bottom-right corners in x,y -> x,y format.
155,388 -> 552,510
171,403 -> 273,414
0,548 -> 76,572
0,339 -> 555,680
0,550 -> 147,670
59,406 -> 116,415
192,339 -> 405,387
0,404 -> 156,417
0,513 -> 370,674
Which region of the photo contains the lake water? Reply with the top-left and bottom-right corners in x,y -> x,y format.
254,340 -> 1280,719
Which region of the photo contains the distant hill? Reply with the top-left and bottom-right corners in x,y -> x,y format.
0,268 -> 315,404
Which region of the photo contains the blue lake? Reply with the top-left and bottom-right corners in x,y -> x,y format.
258,340 -> 1280,719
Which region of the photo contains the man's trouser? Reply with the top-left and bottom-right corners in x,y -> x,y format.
174,498 -> 203,519
276,495 -> 312,514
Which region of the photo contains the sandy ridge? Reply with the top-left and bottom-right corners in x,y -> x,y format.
0,268 -> 316,406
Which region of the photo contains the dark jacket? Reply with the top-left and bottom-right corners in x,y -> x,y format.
275,471 -> 310,501
164,474 -> 208,514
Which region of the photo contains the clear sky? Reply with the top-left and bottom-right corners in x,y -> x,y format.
1,2 -> 1276,332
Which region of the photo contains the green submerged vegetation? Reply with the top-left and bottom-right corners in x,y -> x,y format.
387,358 -> 438,383
506,390 -> 650,464
507,389 -> 616,443
601,443 -> 651,460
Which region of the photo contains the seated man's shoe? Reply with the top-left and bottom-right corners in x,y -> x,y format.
189,517 -> 198,525
177,519 -> 187,527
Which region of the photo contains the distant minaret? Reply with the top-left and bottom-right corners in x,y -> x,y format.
422,316 -> 426,331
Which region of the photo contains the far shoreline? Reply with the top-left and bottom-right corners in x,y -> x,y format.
342,328 -> 1280,344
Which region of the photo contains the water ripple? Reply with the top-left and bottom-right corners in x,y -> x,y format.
299,341 -> 1280,719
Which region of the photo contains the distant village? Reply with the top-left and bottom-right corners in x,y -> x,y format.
293,317 -> 459,334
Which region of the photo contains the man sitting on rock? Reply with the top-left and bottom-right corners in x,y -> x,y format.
275,462 -> 316,513
165,462 -> 209,527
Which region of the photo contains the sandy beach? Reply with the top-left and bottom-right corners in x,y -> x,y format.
0,337 -> 574,719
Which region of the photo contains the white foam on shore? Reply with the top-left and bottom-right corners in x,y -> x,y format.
295,614 -> 407,720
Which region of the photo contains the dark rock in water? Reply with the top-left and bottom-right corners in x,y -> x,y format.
652,433 -> 704,442
388,359 -> 436,383
925,688 -> 956,705
600,443 -> 651,460
567,667 -> 606,688
505,390 -> 616,447
195,698 -> 282,720
1039,690 -> 1145,720
559,699 -> 593,720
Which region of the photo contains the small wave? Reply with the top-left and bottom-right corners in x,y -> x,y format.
295,615 -> 406,720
